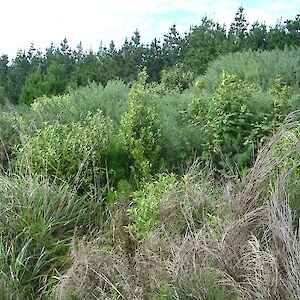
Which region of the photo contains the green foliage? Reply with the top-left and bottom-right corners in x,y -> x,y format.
19,67 -> 45,105
203,47 -> 300,92
156,88 -> 204,169
267,116 -> 300,217
246,76 -> 292,144
71,79 -> 128,124
18,80 -> 128,133
145,38 -> 164,82
16,110 -> 113,194
0,87 -> 7,105
0,106 -> 20,171
162,24 -> 186,68
194,71 -> 256,169
191,70 -> 296,172
1,15 -> 300,298
29,93 -> 74,125
5,50 -> 31,104
184,17 -> 227,74
126,173 -> 176,240
175,269 -> 228,300
71,51 -> 102,86
117,30 -> 146,83
20,61 -> 71,105
119,70 -> 162,184
160,63 -> 195,92
247,21 -> 268,50
228,6 -> 249,52
0,174 -> 99,299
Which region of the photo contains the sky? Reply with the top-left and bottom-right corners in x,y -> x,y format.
1,0 -> 299,58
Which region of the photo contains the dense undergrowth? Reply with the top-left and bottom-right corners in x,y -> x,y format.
0,47 -> 300,299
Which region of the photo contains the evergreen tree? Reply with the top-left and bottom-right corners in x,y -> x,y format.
19,66 -> 44,104
0,54 -> 9,103
72,50 -> 101,86
5,50 -> 31,104
266,20 -> 287,50
285,15 -> 300,47
247,21 -> 267,50
98,40 -> 120,84
118,30 -> 146,82
228,6 -> 249,52
145,38 -> 164,82
0,54 -> 9,89
162,24 -> 186,68
184,17 -> 227,74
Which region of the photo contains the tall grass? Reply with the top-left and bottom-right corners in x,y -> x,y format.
53,112 -> 300,299
0,172 -> 106,300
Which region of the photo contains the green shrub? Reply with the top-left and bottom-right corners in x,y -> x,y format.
160,63 -> 195,92
0,106 -> 20,172
126,173 -> 177,240
119,70 -> 162,184
16,110 -> 113,194
246,75 -> 293,145
191,71 -> 257,170
68,80 -> 129,124
18,80 -> 128,133
202,47 -> 300,92
190,71 -> 295,172
156,88 -> 204,170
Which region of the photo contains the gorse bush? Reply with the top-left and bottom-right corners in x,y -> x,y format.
156,87 -> 203,170
16,110 -> 113,194
68,80 -> 129,124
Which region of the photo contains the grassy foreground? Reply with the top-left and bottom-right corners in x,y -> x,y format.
1,112 -> 300,299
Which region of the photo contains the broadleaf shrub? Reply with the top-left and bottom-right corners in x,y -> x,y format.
15,110 -> 113,194
191,71 -> 295,172
192,71 -> 256,170
126,173 -> 177,240
119,70 -> 162,185
160,63 -> 195,92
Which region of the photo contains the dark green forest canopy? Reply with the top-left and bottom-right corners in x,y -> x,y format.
0,7 -> 299,105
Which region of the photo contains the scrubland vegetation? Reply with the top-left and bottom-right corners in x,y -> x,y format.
0,7 -> 300,300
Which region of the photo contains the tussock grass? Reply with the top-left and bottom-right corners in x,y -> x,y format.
0,172 -> 106,300
53,113 -> 300,300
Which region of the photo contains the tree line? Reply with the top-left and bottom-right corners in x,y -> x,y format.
0,7 -> 299,105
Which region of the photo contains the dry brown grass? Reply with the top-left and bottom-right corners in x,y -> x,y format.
53,113 -> 300,300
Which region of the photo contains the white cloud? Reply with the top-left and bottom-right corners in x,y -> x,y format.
1,0 -> 298,58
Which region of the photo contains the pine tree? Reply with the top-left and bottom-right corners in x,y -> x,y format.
162,24 -> 186,68
228,6 -> 249,52
184,17 -> 227,74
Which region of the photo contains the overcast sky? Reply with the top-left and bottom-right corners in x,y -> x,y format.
1,0 -> 299,58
